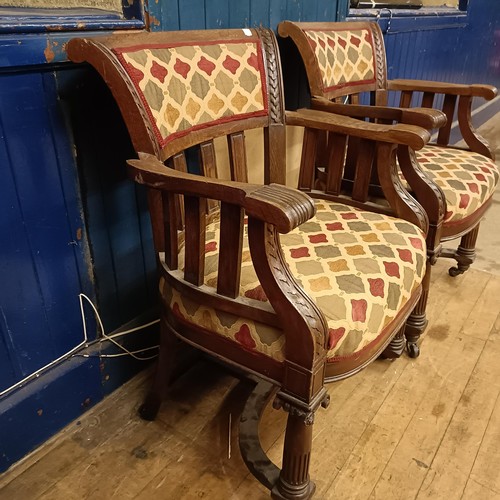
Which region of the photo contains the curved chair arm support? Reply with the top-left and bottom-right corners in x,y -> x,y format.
287,109 -> 431,150
388,79 -> 497,99
388,80 -> 497,157
127,154 -> 315,233
310,97 -> 447,130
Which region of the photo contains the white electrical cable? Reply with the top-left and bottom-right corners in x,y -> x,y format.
78,294 -> 159,361
0,294 -> 159,399
0,295 -> 90,399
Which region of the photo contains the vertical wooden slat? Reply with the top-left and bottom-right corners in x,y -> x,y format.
421,92 -> 435,108
227,132 -> 248,183
162,191 -> 179,270
200,140 -> 219,213
200,140 -> 217,179
399,91 -> 413,108
298,127 -> 318,190
325,133 -> 348,195
352,139 -> 375,202
437,93 -> 457,146
172,153 -> 187,229
264,125 -> 287,185
183,195 -> 205,286
217,202 -> 244,298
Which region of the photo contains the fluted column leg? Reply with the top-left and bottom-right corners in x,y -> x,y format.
404,262 -> 431,358
271,412 -> 316,500
449,224 -> 480,277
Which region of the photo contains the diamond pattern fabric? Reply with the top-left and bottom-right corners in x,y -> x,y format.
303,28 -> 376,92
165,202 -> 426,368
415,147 -> 499,224
113,40 -> 267,148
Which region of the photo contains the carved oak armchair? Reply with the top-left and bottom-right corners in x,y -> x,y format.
68,28 -> 429,498
278,20 -> 499,356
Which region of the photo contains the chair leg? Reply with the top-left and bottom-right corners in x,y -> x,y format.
379,324 -> 405,359
448,224 -> 480,277
271,411 -> 316,500
138,318 -> 178,421
404,262 -> 431,358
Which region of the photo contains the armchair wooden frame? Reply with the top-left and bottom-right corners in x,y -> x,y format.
278,20 -> 499,357
68,27 -> 430,498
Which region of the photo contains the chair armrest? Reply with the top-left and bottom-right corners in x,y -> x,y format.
286,109 -> 430,150
127,154 -> 315,233
310,97 -> 447,130
388,79 -> 498,99
388,80 -> 497,158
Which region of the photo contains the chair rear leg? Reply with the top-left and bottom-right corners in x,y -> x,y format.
138,316 -> 178,421
448,224 -> 480,277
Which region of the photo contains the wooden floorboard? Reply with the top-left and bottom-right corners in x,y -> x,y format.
1,264 -> 500,500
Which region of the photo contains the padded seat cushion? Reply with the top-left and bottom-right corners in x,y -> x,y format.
416,146 -> 499,225
165,201 -> 426,370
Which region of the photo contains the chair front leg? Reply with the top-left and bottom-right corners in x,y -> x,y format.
271,406 -> 316,500
404,262 -> 431,358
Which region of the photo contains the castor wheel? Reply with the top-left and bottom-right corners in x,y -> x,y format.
138,397 -> 161,421
448,266 -> 464,277
407,342 -> 420,359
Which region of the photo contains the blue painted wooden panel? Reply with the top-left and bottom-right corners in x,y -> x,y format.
0,70 -> 93,394
149,0 -> 342,31
58,67 -> 158,330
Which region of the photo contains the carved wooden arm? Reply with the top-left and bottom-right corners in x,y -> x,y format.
287,108 -> 431,150
388,79 -> 498,158
310,96 -> 447,130
388,80 -> 497,99
287,108 -> 433,236
127,154 -> 315,233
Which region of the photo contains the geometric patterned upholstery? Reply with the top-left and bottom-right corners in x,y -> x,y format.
166,201 -> 426,368
303,28 -> 376,93
113,40 -> 268,148
416,146 -> 499,225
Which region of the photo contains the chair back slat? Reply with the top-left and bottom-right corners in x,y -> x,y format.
216,202 -> 244,299
298,128 -> 318,190
437,94 -> 457,145
200,140 -> 220,214
183,195 -> 205,286
227,132 -> 249,183
325,133 -> 348,195
399,91 -> 413,108
162,191 -> 179,270
421,92 -> 435,109
351,139 -> 375,202
172,153 -> 188,230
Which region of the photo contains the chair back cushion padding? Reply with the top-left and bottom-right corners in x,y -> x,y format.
113,40 -> 268,148
165,202 -> 426,373
303,28 -> 377,93
416,146 -> 499,225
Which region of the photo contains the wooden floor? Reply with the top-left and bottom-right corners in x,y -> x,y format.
1,258 -> 500,499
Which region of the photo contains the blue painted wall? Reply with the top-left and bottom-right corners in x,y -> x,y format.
0,0 -> 498,473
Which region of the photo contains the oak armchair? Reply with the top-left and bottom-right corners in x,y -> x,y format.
278,20 -> 499,356
68,27 -> 428,499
